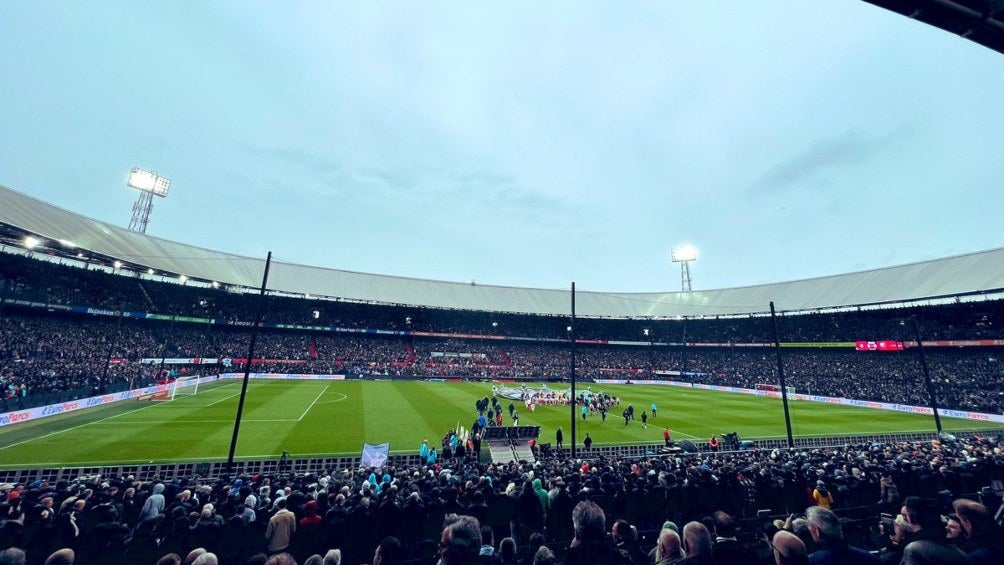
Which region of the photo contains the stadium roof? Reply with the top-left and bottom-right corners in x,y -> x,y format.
863,0 -> 1004,55
2,184 -> 1004,318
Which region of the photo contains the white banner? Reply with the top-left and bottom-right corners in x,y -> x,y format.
0,375 -> 218,428
217,373 -> 346,381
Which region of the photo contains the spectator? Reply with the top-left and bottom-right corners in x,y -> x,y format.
679,521 -> 715,565
804,506 -> 878,564
711,510 -> 758,564
654,528 -> 684,564
611,519 -> 647,565
771,530 -> 808,565
437,514 -> 482,565
952,498 -> 1004,564
564,501 -> 624,565
265,499 -> 296,555
372,536 -> 402,565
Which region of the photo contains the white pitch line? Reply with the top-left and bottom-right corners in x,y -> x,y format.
91,419 -> 299,425
206,391 -> 243,407
299,384 -> 330,421
668,428 -> 700,439
313,393 -> 348,405
0,401 -> 164,452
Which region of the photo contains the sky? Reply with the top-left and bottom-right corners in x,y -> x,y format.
2,1 -> 1003,294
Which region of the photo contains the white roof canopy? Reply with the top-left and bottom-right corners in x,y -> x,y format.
3,184 -> 1003,318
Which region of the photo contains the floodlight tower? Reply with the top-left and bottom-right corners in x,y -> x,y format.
127,167 -> 171,233
671,244 -> 697,292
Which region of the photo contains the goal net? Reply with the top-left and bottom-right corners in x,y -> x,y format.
149,376 -> 202,401
755,383 -> 796,396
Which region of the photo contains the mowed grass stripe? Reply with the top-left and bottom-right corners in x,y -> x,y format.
1,381 -> 999,468
272,381 -> 363,457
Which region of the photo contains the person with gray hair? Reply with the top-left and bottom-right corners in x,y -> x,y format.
321,549 -> 341,565
680,521 -> 714,564
804,506 -> 878,563
42,549 -> 74,565
533,546 -> 557,565
0,548 -> 26,565
564,501 -> 625,565
654,528 -> 684,564
438,514 -> 483,565
190,553 -> 219,565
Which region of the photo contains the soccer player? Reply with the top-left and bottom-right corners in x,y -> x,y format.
651,402 -> 657,418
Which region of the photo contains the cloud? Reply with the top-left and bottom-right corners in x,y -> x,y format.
747,130 -> 900,195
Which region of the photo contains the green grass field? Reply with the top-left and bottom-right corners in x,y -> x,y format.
0,380 -> 998,469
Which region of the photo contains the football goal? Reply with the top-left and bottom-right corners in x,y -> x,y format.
755,383 -> 796,396
149,376 -> 203,401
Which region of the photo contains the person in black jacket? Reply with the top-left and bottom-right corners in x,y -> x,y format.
564,501 -> 627,565
612,519 -> 648,565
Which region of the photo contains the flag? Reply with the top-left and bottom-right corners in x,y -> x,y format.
361,443 -> 390,468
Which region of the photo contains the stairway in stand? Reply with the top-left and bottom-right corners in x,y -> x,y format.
137,281 -> 157,310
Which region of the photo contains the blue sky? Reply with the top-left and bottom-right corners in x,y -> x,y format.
2,1 -> 1003,293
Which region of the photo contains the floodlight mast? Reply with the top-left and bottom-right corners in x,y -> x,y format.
671,244 -> 697,292
127,167 -> 171,234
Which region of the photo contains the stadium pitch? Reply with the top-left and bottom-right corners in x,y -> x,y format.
0,380 -> 996,469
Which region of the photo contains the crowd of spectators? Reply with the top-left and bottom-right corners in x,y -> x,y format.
3,310 -> 1003,414
1,433 -> 1003,564
3,252 -> 1004,413
4,253 -> 1004,565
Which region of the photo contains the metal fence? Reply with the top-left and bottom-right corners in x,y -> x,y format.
1,429 -> 999,485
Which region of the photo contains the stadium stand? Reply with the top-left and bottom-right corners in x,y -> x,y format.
3,252 -> 1004,563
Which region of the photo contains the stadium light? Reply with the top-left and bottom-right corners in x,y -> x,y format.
127,167 -> 172,234
127,168 -> 171,196
113,260 -> 123,269
179,274 -> 188,283
147,268 -> 155,275
211,281 -> 220,288
59,239 -> 77,249
23,236 -> 40,249
671,244 -> 698,263
671,244 -> 698,292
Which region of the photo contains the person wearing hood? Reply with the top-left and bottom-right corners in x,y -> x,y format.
295,499 -> 324,561
532,478 -> 549,517
240,496 -> 257,524
137,483 -> 166,527
812,481 -> 834,509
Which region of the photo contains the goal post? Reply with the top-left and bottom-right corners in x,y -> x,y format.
148,376 -> 202,401
170,376 -> 202,400
755,383 -> 796,396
